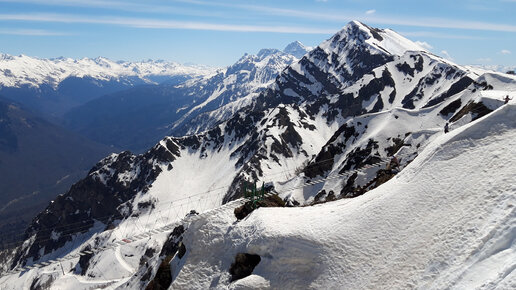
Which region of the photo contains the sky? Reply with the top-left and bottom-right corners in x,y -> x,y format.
0,0 -> 515,68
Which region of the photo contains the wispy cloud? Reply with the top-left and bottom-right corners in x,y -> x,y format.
415,41 -> 433,50
399,31 -> 485,40
0,0 -> 231,18
441,50 -> 453,60
0,28 -> 69,36
1,1 -> 516,34
178,1 -> 516,33
168,1 -> 516,33
501,49 -> 511,54
0,13 -> 335,34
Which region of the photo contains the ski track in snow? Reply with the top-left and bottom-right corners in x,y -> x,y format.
115,246 -> 135,274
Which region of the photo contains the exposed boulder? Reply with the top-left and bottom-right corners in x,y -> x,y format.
229,253 -> 261,282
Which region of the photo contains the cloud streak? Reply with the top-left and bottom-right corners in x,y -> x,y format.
415,41 -> 433,50
441,50 -> 453,60
0,13 -> 335,34
0,28 -> 69,36
1,1 -> 515,34
399,31 -> 485,40
0,0 -> 233,19
168,1 -> 516,33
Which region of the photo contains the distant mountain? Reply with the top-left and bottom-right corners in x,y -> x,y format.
169,43 -> 311,136
0,96 -> 113,244
2,22 -> 515,289
283,40 -> 313,59
63,42 -> 308,151
0,54 -> 216,117
466,64 -> 516,74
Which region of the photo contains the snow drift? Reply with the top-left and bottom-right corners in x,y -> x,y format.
172,103 -> 516,289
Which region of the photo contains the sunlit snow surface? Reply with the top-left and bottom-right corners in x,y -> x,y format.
2,102 -> 515,289
1,22 -> 516,289
171,104 -> 516,289
0,54 -> 216,88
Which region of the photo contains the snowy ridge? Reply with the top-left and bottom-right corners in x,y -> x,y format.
0,54 -> 216,88
1,21 -> 515,289
328,21 -> 428,57
171,103 -> 516,289
169,43 -> 306,136
283,41 -> 313,59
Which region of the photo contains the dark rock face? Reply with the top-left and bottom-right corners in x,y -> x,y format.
144,225 -> 186,290
11,139 -> 181,267
384,136 -> 409,157
229,253 -> 261,282
395,54 -> 424,77
313,190 -> 336,204
424,76 -> 474,108
234,194 -> 285,220
357,68 -> 396,113
29,274 -> 55,290
339,139 -> 381,172
304,124 -> 357,179
440,99 -> 463,117
159,225 -> 185,258
450,101 -> 493,122
76,245 -> 93,275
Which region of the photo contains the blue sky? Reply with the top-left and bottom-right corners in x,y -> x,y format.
0,0 -> 515,67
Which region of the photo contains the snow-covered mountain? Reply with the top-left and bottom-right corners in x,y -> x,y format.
63,42 -> 308,150
467,64 -> 515,74
0,54 -> 214,89
0,54 -> 216,117
166,104 -> 516,289
282,40 -> 313,59
169,43 -> 310,136
1,21 -> 515,289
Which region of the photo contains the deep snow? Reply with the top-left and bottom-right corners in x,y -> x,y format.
171,103 -> 516,289
1,21 -> 515,290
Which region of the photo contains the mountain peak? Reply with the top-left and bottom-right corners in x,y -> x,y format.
327,20 -> 428,57
283,41 -> 312,58
257,48 -> 281,58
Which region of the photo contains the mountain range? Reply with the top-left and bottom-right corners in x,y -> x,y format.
62,41 -> 311,151
0,21 -> 515,289
0,41 -> 310,245
0,54 -> 215,117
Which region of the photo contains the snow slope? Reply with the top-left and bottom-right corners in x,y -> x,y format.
1,21 -> 515,289
1,96 -> 513,290
169,42 -> 309,136
171,103 -> 516,289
